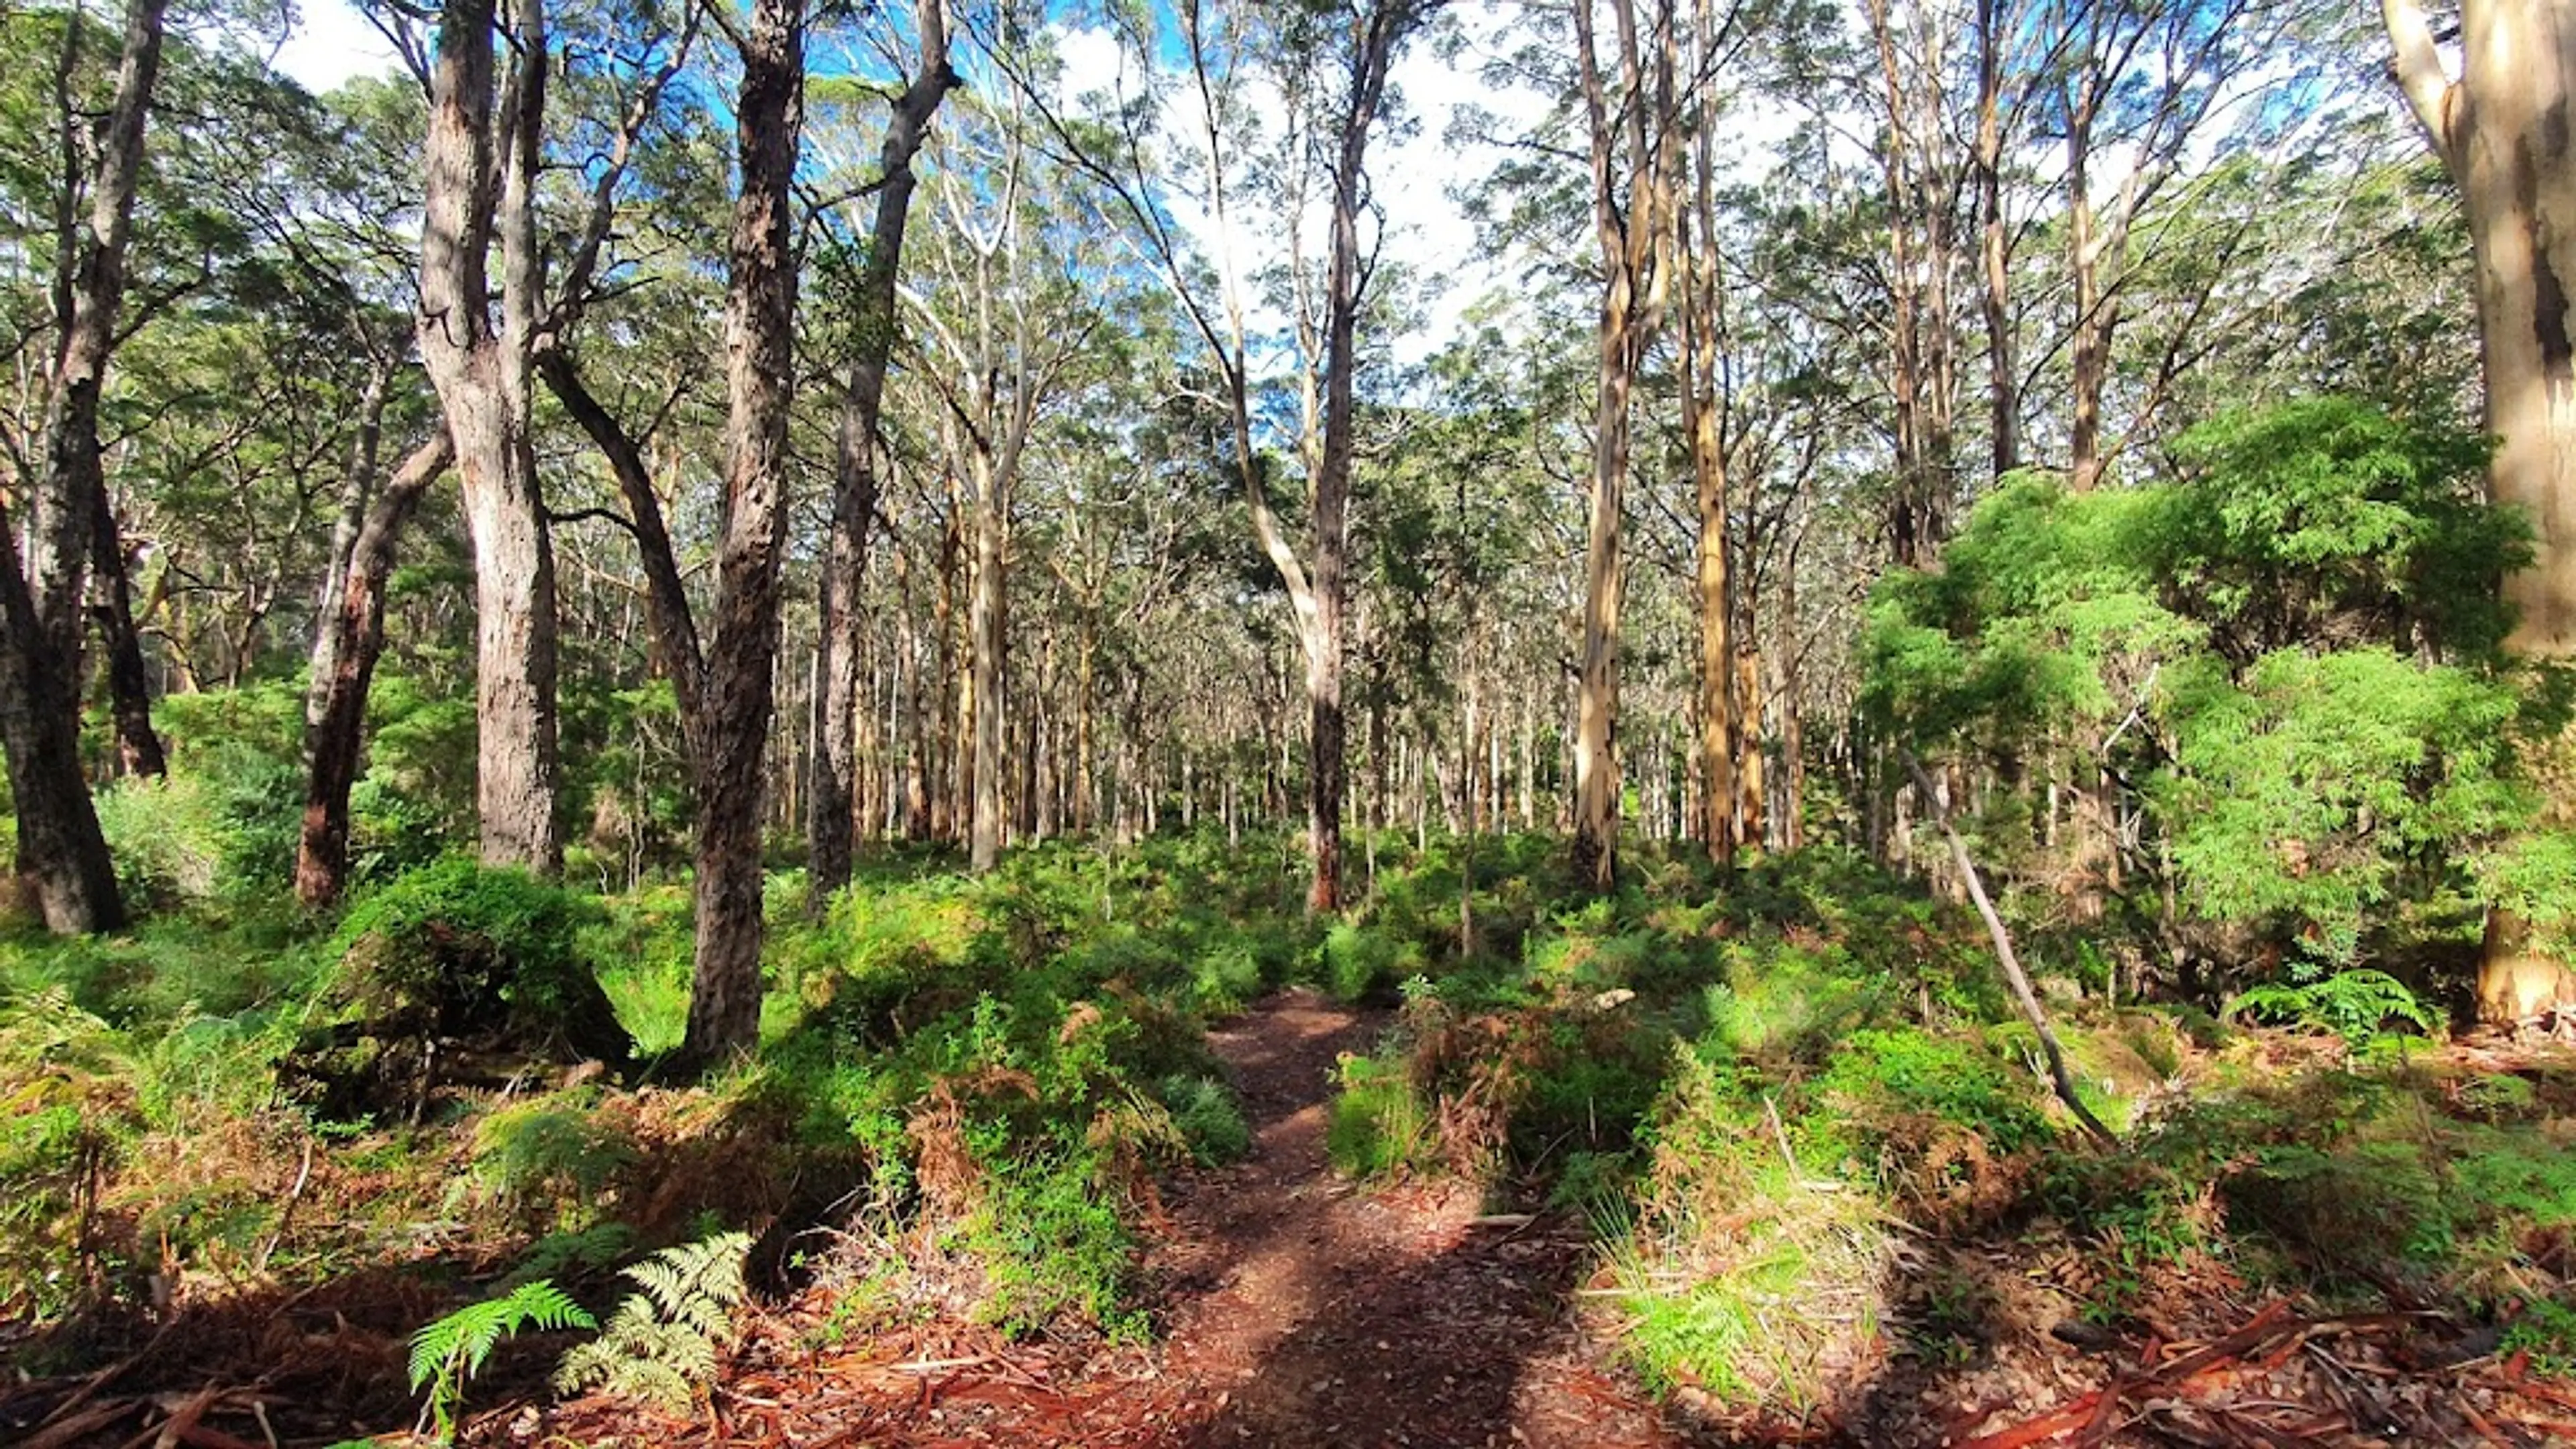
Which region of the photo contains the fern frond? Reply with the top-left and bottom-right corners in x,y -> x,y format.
550,1231 -> 751,1413
407,1279 -> 596,1442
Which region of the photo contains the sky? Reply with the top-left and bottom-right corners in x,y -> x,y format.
271,0 -> 401,92
268,0 -> 1541,367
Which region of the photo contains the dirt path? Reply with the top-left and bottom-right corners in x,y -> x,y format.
1144,988 -> 1696,1448
681,988 -> 1711,1448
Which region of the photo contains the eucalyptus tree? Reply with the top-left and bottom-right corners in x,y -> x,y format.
0,0 -> 167,932
2383,0 -> 2576,1020
409,0 -> 692,875
808,0 -> 958,908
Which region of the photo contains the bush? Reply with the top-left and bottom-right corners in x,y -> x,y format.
285,861 -> 629,1120
325,859 -> 627,1058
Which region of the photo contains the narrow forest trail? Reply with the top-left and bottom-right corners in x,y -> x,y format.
592,987 -> 1716,1449
1140,988 -> 1696,1448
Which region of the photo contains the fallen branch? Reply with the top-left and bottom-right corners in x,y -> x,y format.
1903,752 -> 2115,1144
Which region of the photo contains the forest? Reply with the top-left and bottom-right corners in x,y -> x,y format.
6,0 -> 2576,1443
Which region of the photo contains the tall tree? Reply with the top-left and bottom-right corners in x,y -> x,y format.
682,0 -> 808,1060
2383,0 -> 2576,1019
416,0 -> 564,873
809,0 -> 957,910
1571,0 -> 1680,890
0,0 -> 168,932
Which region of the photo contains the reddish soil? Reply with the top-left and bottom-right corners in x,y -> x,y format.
657,987 -> 1711,1449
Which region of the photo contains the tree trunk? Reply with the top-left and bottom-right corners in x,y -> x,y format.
1975,0 -> 2019,479
810,0 -> 955,910
297,433 -> 454,906
417,0 -> 561,874
307,366 -> 389,732
2065,85 -> 2109,494
684,0 -> 805,1063
91,486 -> 165,778
1570,0 -> 1673,892
0,0 -> 167,932
1682,122 -> 1733,867
2386,0 -> 2576,1018
968,450 -> 1006,874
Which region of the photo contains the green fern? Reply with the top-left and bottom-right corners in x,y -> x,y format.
2226,968 -> 2442,1048
552,1230 -> 751,1411
408,1279 -> 594,1443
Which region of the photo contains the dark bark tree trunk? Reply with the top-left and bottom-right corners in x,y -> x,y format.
297,432 -> 454,906
682,0 -> 805,1063
810,0 -> 957,910
91,486 -> 164,778
0,0 -> 167,932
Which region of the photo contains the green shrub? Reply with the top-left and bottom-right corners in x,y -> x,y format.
1319,922 -> 1404,1002
1158,1074 -> 1250,1165
325,859 -> 628,1063
1328,1054 -> 1425,1178
470,1089 -> 639,1214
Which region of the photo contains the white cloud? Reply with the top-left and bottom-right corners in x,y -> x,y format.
272,0 -> 400,95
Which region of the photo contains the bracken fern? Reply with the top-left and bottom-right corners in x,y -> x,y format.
408,1279 -> 594,1443
552,1230 -> 751,1411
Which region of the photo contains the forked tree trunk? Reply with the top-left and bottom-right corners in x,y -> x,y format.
297,433 -> 455,906
2386,0 -> 2576,1019
0,0 -> 166,932
417,0 -> 561,874
1571,0 -> 1674,892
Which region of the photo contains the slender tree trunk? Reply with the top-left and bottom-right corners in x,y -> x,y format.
810,0 -> 955,910
297,433 -> 454,906
684,0 -> 805,1063
1682,129 -> 1733,866
2065,88 -> 2108,494
307,367 -> 390,732
1975,0 -> 2019,478
968,451 -> 1006,873
91,487 -> 164,777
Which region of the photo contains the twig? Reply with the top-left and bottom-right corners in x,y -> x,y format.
255,1136 -> 314,1273
1904,752 -> 2117,1145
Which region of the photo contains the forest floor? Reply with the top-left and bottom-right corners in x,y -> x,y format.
11,990 -> 2576,1447
526,987 -> 1705,1448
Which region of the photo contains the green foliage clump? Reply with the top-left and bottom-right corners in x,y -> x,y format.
554,1231 -> 750,1412
1157,1073 -> 1250,1165
1328,1053 -> 1428,1178
1318,920 -> 1408,1002
1864,396 -> 2543,999
470,1089 -> 640,1218
0,990 -> 143,1318
2226,968 -> 2440,1048
324,858 -> 629,1063
1804,1027 -> 2052,1171
409,1280 -> 594,1443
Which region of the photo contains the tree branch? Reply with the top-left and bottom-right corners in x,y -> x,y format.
2380,0 -> 2457,166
